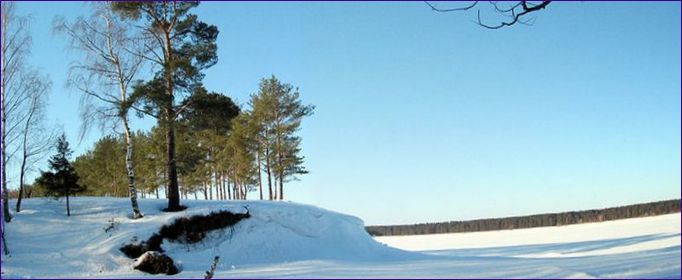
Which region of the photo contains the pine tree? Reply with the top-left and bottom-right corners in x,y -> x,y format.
112,2 -> 219,211
227,113 -> 258,200
250,81 -> 277,200
36,134 -> 86,216
178,86 -> 240,200
250,76 -> 314,200
72,136 -> 127,197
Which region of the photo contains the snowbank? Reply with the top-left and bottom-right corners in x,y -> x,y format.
1,197 -> 679,278
1,197 -> 420,278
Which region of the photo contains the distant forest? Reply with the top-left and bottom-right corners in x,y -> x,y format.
366,199 -> 681,236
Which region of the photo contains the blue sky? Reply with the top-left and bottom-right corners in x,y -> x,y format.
10,1 -> 681,225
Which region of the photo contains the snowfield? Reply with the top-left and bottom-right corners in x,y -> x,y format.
1,197 -> 680,278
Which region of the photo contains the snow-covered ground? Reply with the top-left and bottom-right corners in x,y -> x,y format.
377,213 -> 681,278
1,197 -> 679,278
376,213 -> 681,257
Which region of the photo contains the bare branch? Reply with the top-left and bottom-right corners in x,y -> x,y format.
477,1 -> 550,29
425,1 -> 479,12
425,1 -> 551,29
55,2 -> 148,141
490,1 -> 522,13
76,84 -> 119,105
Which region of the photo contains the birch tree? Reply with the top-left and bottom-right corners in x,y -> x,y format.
2,2 -> 35,223
15,74 -> 53,212
1,2 -> 48,255
55,2 -> 144,218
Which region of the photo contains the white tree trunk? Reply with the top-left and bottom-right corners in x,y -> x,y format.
123,117 -> 142,219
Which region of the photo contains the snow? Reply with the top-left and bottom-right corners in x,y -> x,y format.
1,197 -> 680,278
375,213 -> 681,256
134,251 -> 164,268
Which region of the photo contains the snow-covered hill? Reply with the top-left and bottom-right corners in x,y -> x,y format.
1,197 -> 680,278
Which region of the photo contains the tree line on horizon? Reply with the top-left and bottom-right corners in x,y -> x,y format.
366,199 -> 681,236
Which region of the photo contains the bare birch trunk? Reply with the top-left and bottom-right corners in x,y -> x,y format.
122,117 -> 142,218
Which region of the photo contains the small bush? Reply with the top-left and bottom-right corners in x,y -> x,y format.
103,217 -> 120,236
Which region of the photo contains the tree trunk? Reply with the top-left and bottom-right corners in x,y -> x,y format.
257,150 -> 263,200
209,179 -> 213,200
236,180 -> 241,200
276,151 -> 284,201
15,100 -> 34,213
212,164 -> 219,200
218,174 -> 222,200
223,173 -> 228,200
226,178 -> 231,200
218,172 -> 224,200
203,181 -> 208,200
165,118 -> 180,210
278,169 -> 284,201
274,117 -> 285,201
163,28 -> 181,211
1,167 -> 8,223
1,221 -> 8,255
111,177 -> 117,197
234,183 -> 238,200
16,151 -> 26,212
220,177 -> 224,200
155,187 -> 159,199
123,117 -> 143,219
233,178 -> 237,200
66,193 -> 71,217
265,147 -> 273,200
273,177 -> 278,200
1,112 -> 9,222
1,16 -> 11,223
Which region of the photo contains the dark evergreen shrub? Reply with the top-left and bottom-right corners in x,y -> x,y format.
120,209 -> 250,274
159,210 -> 250,243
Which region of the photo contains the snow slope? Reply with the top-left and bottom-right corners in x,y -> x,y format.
1,197 -> 416,278
1,197 -> 680,278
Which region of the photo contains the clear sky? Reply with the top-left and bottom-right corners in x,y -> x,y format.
8,1 -> 681,225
